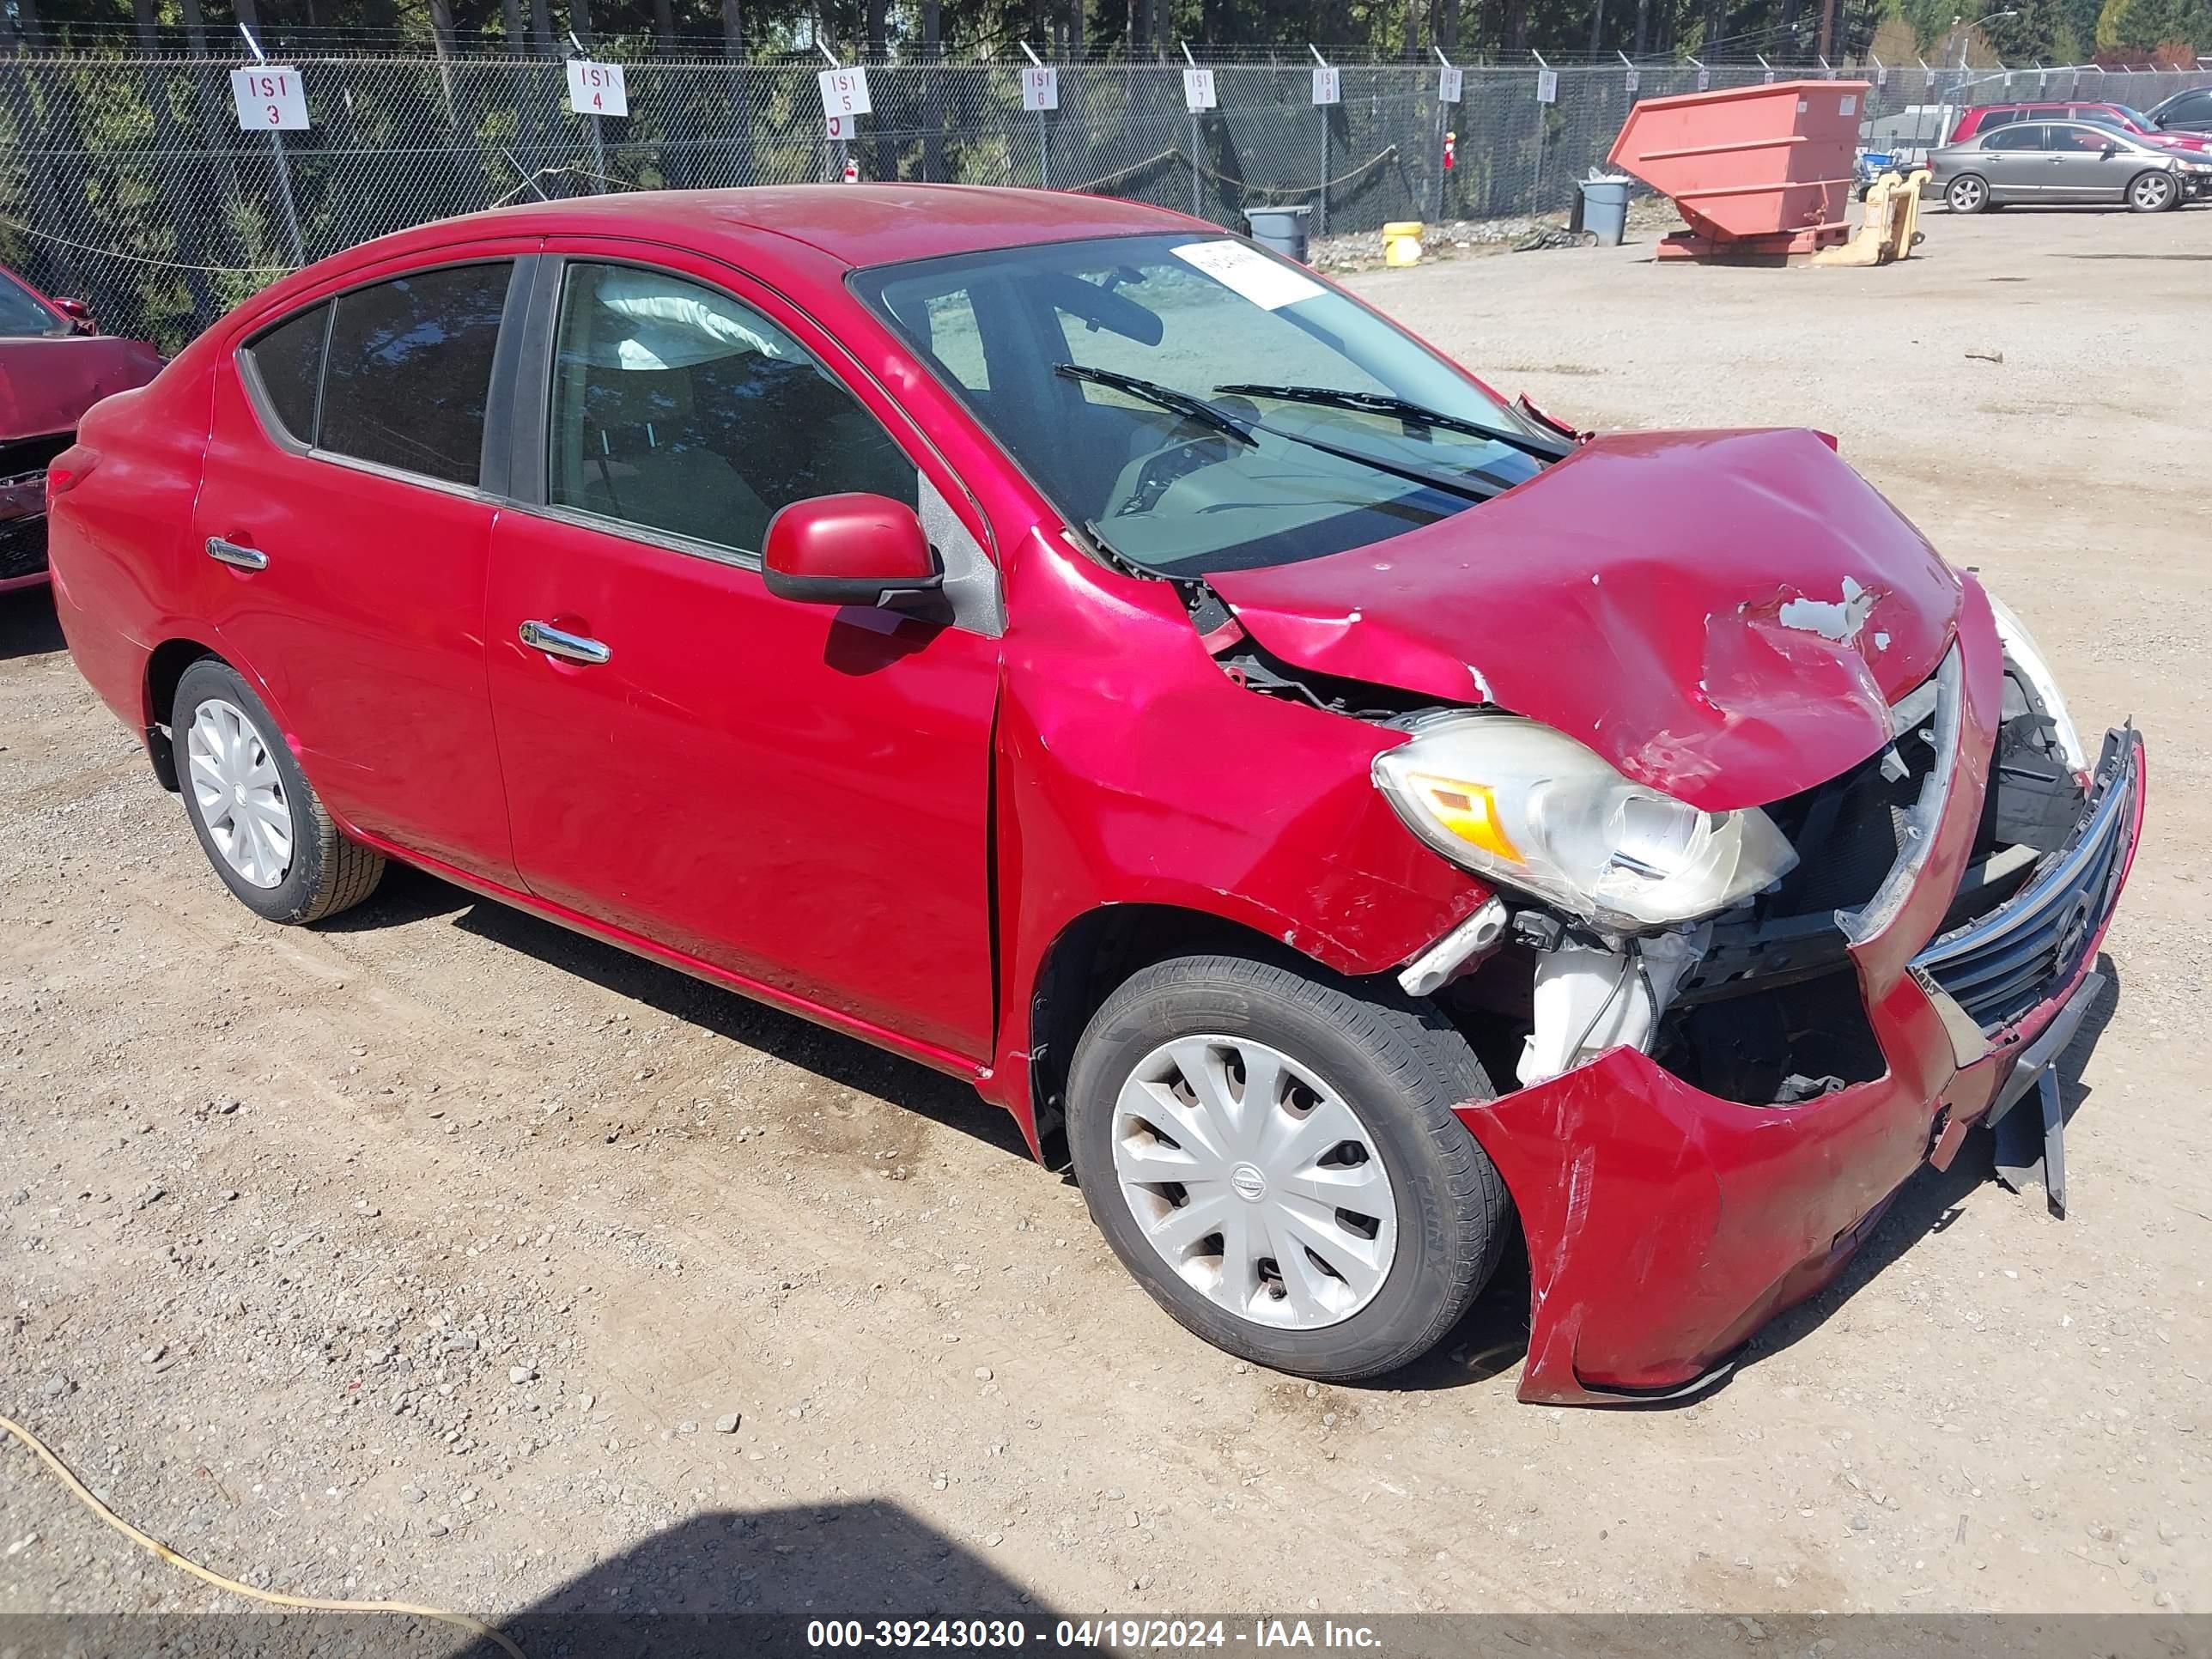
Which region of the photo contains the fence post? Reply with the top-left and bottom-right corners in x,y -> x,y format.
566,33 -> 607,192
1019,42 -> 1048,189
237,26 -> 307,265
1309,45 -> 1331,240
1182,44 -> 1202,221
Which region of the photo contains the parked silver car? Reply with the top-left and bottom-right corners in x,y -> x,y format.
1928,118 -> 2212,213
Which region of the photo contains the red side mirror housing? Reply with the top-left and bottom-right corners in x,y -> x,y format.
761,493 -> 941,609
51,296 -> 95,333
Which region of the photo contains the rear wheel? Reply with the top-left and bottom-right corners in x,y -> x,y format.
171,659 -> 383,925
1066,953 -> 1512,1381
1947,173 -> 1990,213
2128,170 -> 2179,212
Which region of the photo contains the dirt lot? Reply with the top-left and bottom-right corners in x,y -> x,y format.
3,204 -> 2208,1631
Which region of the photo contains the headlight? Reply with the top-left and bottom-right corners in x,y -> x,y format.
1986,592 -> 2089,774
1373,714 -> 1798,931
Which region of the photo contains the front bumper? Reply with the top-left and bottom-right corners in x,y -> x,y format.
1455,589 -> 2146,1405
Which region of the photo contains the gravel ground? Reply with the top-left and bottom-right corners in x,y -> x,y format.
2,204 -> 2208,1633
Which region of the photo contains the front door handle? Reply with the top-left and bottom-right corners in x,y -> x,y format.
206,537 -> 268,571
519,619 -> 611,665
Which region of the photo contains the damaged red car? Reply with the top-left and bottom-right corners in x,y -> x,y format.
47,187 -> 2143,1401
1,264 -> 162,592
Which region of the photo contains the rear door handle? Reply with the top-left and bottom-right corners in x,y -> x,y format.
519,619 -> 611,665
206,537 -> 268,571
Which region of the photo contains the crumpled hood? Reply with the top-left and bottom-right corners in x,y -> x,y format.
1206,427 -> 1963,813
0,335 -> 165,446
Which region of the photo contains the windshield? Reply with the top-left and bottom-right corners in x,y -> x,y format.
2111,106 -> 2156,128
0,270 -> 71,338
852,233 -> 1554,578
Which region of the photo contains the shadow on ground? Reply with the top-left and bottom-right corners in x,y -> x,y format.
441,1501 -> 1048,1659
333,862 -> 1031,1163
0,589 -> 64,662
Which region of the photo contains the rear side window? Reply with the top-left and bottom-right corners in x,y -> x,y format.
243,301 -> 328,444
1984,125 -> 2046,150
1978,109 -> 2018,128
319,263 -> 512,487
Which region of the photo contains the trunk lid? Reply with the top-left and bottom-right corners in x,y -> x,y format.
1206,427 -> 1962,813
0,335 -> 165,448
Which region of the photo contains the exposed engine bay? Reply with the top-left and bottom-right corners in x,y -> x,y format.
1207,604 -> 2100,1109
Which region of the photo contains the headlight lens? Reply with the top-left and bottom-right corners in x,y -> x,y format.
1986,592 -> 2088,774
1374,714 -> 1798,931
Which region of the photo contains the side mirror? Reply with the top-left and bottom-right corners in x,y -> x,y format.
762,492 -> 942,608
51,296 -> 95,332
2101,142 -> 2122,157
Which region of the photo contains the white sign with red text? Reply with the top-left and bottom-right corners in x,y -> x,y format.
1311,65 -> 1340,106
230,66 -> 309,131
1183,68 -> 1217,111
1021,65 -> 1059,112
818,66 -> 872,120
1437,64 -> 1463,103
566,59 -> 628,118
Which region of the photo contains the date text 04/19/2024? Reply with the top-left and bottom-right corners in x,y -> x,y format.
805,1619 -> 1384,1650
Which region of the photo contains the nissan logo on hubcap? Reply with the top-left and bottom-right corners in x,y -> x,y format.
1230,1162 -> 1267,1202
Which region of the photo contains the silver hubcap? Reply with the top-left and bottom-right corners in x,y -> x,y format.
1111,1036 -> 1397,1331
187,697 -> 293,890
2135,176 -> 2169,207
1953,179 -> 1983,209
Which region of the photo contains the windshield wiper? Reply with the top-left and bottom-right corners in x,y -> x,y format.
1057,362 -> 1494,502
1055,363 -> 1255,447
1213,382 -> 1571,460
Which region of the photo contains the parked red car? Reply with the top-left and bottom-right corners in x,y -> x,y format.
46,188 -> 2144,1401
1948,100 -> 2212,154
0,264 -> 162,592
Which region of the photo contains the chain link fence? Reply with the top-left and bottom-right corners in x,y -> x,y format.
3,50 -> 2206,350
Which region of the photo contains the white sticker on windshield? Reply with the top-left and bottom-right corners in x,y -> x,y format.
1170,239 -> 1326,311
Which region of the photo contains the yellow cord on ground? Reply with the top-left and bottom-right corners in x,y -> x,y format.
2,1410 -> 525,1658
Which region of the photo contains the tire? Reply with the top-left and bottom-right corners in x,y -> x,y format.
170,659 -> 384,925
2128,170 -> 2179,213
1947,173 -> 1990,214
1066,953 -> 1512,1381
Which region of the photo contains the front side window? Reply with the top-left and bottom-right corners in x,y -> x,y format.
319,263 -> 512,487
2169,93 -> 2212,122
854,234 -> 1557,579
546,262 -> 915,556
2053,124 -> 2118,151
0,269 -> 71,338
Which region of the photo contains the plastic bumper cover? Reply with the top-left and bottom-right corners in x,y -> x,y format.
1455,595 -> 2145,1405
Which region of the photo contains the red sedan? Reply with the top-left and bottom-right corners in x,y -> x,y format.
1949,99 -> 2212,155
1,264 -> 161,592
46,187 -> 2143,1401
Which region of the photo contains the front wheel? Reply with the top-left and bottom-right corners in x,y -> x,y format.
1066,954 -> 1512,1381
1948,173 -> 1990,213
171,658 -> 385,925
2129,170 -> 2179,212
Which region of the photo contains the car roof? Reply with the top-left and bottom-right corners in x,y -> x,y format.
446,185 -> 1202,271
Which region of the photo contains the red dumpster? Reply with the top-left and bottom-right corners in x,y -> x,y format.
1608,79 -> 1869,262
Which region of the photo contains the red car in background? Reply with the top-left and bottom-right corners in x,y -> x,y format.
43,188 -> 2144,1401
0,264 -> 162,592
1949,100 -> 2212,155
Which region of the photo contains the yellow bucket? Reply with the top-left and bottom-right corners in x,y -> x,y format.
1382,221 -> 1425,265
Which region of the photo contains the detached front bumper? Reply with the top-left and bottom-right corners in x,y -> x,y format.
1456,591 -> 2146,1405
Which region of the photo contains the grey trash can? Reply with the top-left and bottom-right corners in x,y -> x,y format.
1577,174 -> 1632,247
1243,204 -> 1312,263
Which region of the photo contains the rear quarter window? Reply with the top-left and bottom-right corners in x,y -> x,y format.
241,301 -> 330,445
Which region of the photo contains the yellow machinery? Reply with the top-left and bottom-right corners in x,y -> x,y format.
1810,167 -> 1931,267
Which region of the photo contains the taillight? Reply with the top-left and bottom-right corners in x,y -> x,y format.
46,444 -> 98,507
